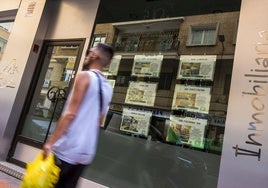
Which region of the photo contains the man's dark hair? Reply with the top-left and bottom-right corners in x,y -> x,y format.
96,43 -> 114,60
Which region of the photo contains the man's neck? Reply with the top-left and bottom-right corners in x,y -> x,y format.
89,64 -> 102,71
90,68 -> 104,76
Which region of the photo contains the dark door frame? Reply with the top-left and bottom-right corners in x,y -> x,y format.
7,39 -> 86,167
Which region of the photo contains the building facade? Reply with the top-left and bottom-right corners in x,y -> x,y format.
0,0 -> 267,188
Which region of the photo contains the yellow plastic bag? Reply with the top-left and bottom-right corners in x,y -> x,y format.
21,152 -> 60,188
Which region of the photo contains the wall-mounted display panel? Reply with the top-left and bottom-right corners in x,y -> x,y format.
177,55 -> 216,80
172,84 -> 211,114
120,108 -> 152,136
107,79 -> 116,88
166,115 -> 207,149
125,81 -> 157,106
131,54 -> 163,77
103,55 -> 121,76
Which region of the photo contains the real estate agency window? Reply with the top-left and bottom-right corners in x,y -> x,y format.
82,1 -> 242,187
187,23 -> 219,46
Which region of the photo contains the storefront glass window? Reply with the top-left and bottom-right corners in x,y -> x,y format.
0,21 -> 13,62
81,1 -> 242,188
20,42 -> 83,142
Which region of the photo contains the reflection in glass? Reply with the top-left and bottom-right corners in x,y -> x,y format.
21,45 -> 79,142
0,21 -> 14,62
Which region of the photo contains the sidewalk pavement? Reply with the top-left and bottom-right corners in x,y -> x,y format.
0,161 -> 24,188
0,171 -> 21,188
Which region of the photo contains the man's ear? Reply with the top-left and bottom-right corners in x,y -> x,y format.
90,53 -> 99,60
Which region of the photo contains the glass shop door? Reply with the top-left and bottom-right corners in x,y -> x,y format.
16,40 -> 84,145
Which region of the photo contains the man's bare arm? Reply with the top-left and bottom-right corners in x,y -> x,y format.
43,71 -> 90,156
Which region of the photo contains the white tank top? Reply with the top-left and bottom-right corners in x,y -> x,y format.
53,70 -> 113,164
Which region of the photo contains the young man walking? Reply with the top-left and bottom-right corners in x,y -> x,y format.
43,43 -> 114,188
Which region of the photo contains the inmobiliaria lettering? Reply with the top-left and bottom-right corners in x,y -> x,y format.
233,30 -> 268,161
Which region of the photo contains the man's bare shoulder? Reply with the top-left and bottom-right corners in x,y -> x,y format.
75,71 -> 90,85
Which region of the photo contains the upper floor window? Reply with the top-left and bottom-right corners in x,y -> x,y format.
187,23 -> 218,46
91,34 -> 107,47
